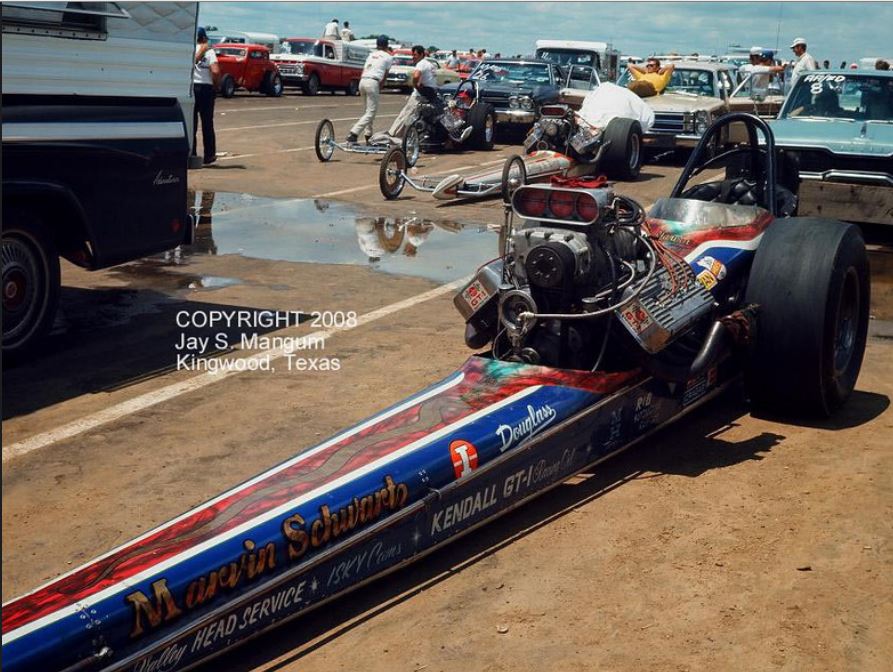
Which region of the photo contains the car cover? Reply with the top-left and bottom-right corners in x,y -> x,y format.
578,81 -> 655,132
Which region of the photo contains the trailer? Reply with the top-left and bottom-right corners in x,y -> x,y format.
1,1 -> 198,355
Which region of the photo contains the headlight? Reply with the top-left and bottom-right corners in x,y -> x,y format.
508,95 -> 520,110
442,93 -> 453,103
694,110 -> 711,135
519,96 -> 534,111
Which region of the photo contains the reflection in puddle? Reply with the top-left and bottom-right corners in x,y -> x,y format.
177,190 -> 498,283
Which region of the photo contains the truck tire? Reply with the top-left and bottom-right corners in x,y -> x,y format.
264,72 -> 283,97
304,73 -> 320,96
220,75 -> 236,98
467,103 -> 496,150
2,210 -> 61,356
346,79 -> 359,96
379,148 -> 407,200
744,217 -> 870,417
601,118 -> 642,181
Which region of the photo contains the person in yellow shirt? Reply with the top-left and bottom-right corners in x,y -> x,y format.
627,58 -> 675,97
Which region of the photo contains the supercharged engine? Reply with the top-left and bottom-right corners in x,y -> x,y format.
454,183 -> 719,373
524,105 -> 603,162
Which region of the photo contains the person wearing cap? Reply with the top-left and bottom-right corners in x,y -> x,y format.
740,46 -> 784,98
626,58 -> 675,96
193,27 -> 220,166
346,35 -> 393,144
789,37 -> 818,86
323,18 -> 340,39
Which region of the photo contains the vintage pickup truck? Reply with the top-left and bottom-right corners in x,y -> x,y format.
270,38 -> 369,95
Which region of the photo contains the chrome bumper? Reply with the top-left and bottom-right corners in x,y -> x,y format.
643,133 -> 703,149
494,109 -> 535,124
800,170 -> 893,187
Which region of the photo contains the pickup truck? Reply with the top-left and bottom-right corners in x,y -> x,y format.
215,43 -> 283,97
271,38 -> 369,95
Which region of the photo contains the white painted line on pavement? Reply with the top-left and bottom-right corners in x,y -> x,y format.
218,114 -> 397,133
219,146 -> 315,161
218,101 -> 407,115
2,276 -> 472,463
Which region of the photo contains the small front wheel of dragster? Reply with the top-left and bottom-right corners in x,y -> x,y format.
379,148 -> 407,200
314,119 -> 336,162
745,217 -> 870,418
501,155 -> 527,203
602,118 -> 643,181
402,125 -> 421,168
467,102 -> 497,150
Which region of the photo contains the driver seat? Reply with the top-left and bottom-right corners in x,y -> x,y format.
681,178 -> 797,217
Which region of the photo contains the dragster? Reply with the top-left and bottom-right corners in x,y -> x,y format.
1,115 -> 870,672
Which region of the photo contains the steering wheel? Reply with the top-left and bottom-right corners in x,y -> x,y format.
453,79 -> 477,109
671,112 -> 778,216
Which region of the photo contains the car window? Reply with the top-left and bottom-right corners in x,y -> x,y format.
784,73 -> 893,121
394,54 -> 414,66
216,48 -> 247,58
282,40 -> 323,57
249,50 -> 264,59
471,62 -> 551,85
324,45 -> 335,59
664,69 -> 715,96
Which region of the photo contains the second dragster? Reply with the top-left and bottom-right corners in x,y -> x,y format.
1,115 -> 869,672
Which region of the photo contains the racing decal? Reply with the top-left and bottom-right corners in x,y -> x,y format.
461,280 -> 492,312
495,403 -> 558,452
619,301 -> 655,334
696,269 -> 718,290
449,439 -> 479,479
696,256 -> 727,281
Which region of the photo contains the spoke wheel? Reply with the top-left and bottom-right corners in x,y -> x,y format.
314,119 -> 336,162
379,148 -> 407,200
501,154 -> 528,204
402,125 -> 420,168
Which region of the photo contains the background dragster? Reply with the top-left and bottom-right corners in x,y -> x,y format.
0,115 -> 869,672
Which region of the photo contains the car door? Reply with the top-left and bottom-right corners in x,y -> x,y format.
246,49 -> 266,90
728,71 -> 785,118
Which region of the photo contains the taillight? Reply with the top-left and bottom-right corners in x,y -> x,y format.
171,218 -> 182,233
516,188 -> 548,218
576,193 -> 599,222
549,191 -> 575,219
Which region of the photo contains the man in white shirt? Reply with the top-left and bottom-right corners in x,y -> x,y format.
340,21 -> 354,41
347,35 -> 393,143
740,46 -> 784,99
323,18 -> 339,39
789,37 -> 818,86
193,27 -> 220,165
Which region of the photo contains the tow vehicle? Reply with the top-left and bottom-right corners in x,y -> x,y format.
271,38 -> 368,95
0,114 -> 869,672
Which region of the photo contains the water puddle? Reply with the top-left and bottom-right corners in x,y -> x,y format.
162,190 -> 500,283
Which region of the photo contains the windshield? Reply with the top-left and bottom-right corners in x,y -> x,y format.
471,62 -> 552,85
281,40 -> 322,57
215,47 -> 247,58
617,68 -> 716,96
784,73 -> 893,121
393,54 -> 414,66
536,49 -> 598,69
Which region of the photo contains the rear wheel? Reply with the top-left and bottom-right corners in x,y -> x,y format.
402,125 -> 420,168
467,103 -> 496,150
264,72 -> 283,97
314,119 -> 336,162
220,75 -> 236,98
745,217 -> 870,417
602,118 -> 642,180
346,79 -> 359,96
303,73 -> 320,96
501,155 -> 527,204
379,148 -> 407,200
2,211 -> 60,356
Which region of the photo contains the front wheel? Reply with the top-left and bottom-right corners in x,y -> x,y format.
467,103 -> 496,150
265,72 -> 283,97
501,155 -> 527,203
745,217 -> 870,417
602,118 -> 643,181
402,125 -> 420,168
379,148 -> 407,200
314,119 -> 336,162
304,73 -> 320,96
2,212 -> 61,356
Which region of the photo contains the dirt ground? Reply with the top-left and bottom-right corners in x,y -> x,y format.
3,91 -> 891,672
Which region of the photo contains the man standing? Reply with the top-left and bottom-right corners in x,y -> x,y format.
789,37 -> 818,86
340,21 -> 354,41
346,35 -> 393,144
446,50 -> 459,69
323,18 -> 339,39
740,46 -> 784,98
193,27 -> 219,166
626,58 -> 675,97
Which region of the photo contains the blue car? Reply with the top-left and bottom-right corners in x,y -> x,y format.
770,70 -> 893,226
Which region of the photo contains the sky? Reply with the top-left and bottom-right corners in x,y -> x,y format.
197,1 -> 893,68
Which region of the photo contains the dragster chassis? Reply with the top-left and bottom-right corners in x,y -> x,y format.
315,118 -> 421,167
2,355 -> 738,672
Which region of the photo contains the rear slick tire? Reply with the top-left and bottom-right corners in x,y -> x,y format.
602,118 -> 642,181
744,217 -> 870,417
467,103 -> 496,150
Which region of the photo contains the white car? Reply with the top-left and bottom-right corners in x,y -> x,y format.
383,53 -> 461,92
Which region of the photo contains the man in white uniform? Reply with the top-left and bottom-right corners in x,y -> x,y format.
789,37 -> 818,88
347,35 -> 393,143
739,46 -> 784,98
340,21 -> 354,41
323,18 -> 340,39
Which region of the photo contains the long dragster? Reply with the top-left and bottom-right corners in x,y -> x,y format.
1,114 -> 870,672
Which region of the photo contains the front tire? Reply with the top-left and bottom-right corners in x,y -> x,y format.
304,73 -> 320,96
745,217 -> 870,417
265,72 -> 283,97
501,155 -> 527,204
402,125 -> 420,168
220,75 -> 236,98
379,148 -> 407,200
2,212 -> 61,356
314,119 -> 336,162
602,118 -> 643,180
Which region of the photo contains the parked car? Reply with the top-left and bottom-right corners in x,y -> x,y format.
215,43 -> 283,97
383,51 -> 461,92
271,38 -> 369,95
770,69 -> 893,226
444,58 -> 591,131
617,61 -> 737,151
212,30 -> 280,53
456,55 -> 481,80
